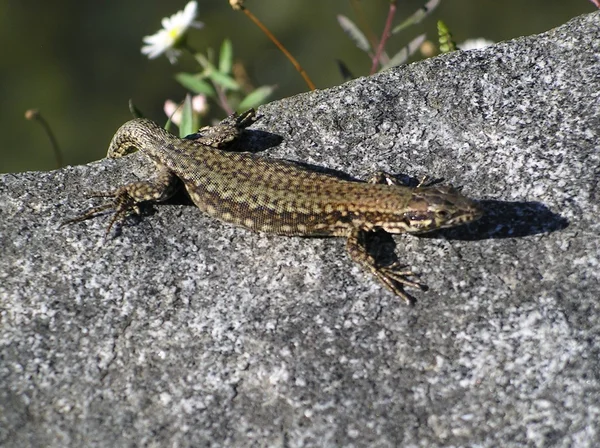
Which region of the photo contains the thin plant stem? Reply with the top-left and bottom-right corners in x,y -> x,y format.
350,0 -> 380,59
236,5 -> 316,91
214,84 -> 234,116
25,109 -> 64,168
370,1 -> 397,75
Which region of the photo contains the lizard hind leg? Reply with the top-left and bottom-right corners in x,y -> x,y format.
345,228 -> 426,305
62,169 -> 180,238
61,186 -> 143,238
185,108 -> 257,149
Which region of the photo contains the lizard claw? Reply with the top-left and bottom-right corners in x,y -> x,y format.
379,262 -> 426,290
374,262 -> 427,305
61,189 -> 138,238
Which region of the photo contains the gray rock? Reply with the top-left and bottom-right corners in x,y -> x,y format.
1,11 -> 599,448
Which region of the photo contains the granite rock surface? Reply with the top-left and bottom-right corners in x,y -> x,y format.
1,12 -> 599,448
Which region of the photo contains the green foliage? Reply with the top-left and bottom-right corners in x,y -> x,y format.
438,20 -> 457,53
174,73 -> 215,96
337,0 -> 442,75
337,15 -> 371,53
179,94 -> 196,138
171,38 -> 275,130
141,1 -> 472,133
380,34 -> 427,70
218,39 -> 233,75
238,86 -> 277,111
391,0 -> 441,34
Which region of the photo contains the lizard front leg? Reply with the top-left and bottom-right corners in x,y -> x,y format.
346,228 -> 425,305
62,167 -> 180,237
352,170 -> 428,303
367,170 -> 430,188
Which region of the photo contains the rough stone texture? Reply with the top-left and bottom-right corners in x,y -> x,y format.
1,12 -> 599,448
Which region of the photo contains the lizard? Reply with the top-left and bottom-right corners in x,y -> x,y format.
63,109 -> 483,304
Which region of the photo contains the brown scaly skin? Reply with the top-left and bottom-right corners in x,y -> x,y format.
64,109 -> 483,304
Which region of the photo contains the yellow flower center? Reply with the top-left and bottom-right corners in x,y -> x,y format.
169,27 -> 181,40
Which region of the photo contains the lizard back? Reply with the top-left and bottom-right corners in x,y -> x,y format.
109,118 -> 481,237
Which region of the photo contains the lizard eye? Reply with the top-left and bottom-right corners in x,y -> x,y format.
436,210 -> 450,220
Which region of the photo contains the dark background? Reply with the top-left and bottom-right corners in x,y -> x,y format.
0,0 -> 594,173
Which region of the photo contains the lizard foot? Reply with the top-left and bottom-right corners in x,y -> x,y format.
346,229 -> 427,305
61,188 -> 141,239
374,262 -> 427,305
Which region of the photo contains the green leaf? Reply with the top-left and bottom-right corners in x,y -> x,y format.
164,117 -> 174,133
208,70 -> 240,91
337,15 -> 371,53
191,53 -> 240,91
192,51 -> 211,70
238,86 -> 276,110
128,99 -> 144,118
392,0 -> 441,34
219,39 -> 233,74
381,34 -> 426,70
204,48 -> 215,67
179,94 -> 195,138
175,73 -> 216,96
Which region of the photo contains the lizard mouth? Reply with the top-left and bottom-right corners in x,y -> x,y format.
441,205 -> 483,228
402,194 -> 483,234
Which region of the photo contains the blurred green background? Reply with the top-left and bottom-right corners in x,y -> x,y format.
0,0 -> 594,173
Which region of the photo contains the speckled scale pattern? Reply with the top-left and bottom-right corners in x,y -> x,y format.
108,117 -> 479,237
91,111 -> 483,303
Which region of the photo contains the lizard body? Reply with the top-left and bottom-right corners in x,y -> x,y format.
65,110 -> 482,303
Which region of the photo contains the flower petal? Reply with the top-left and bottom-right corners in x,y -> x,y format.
141,1 -> 200,62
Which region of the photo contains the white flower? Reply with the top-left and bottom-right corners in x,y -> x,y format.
141,1 -> 204,64
458,38 -> 495,52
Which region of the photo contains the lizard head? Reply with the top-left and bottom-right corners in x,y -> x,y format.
400,185 -> 483,233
